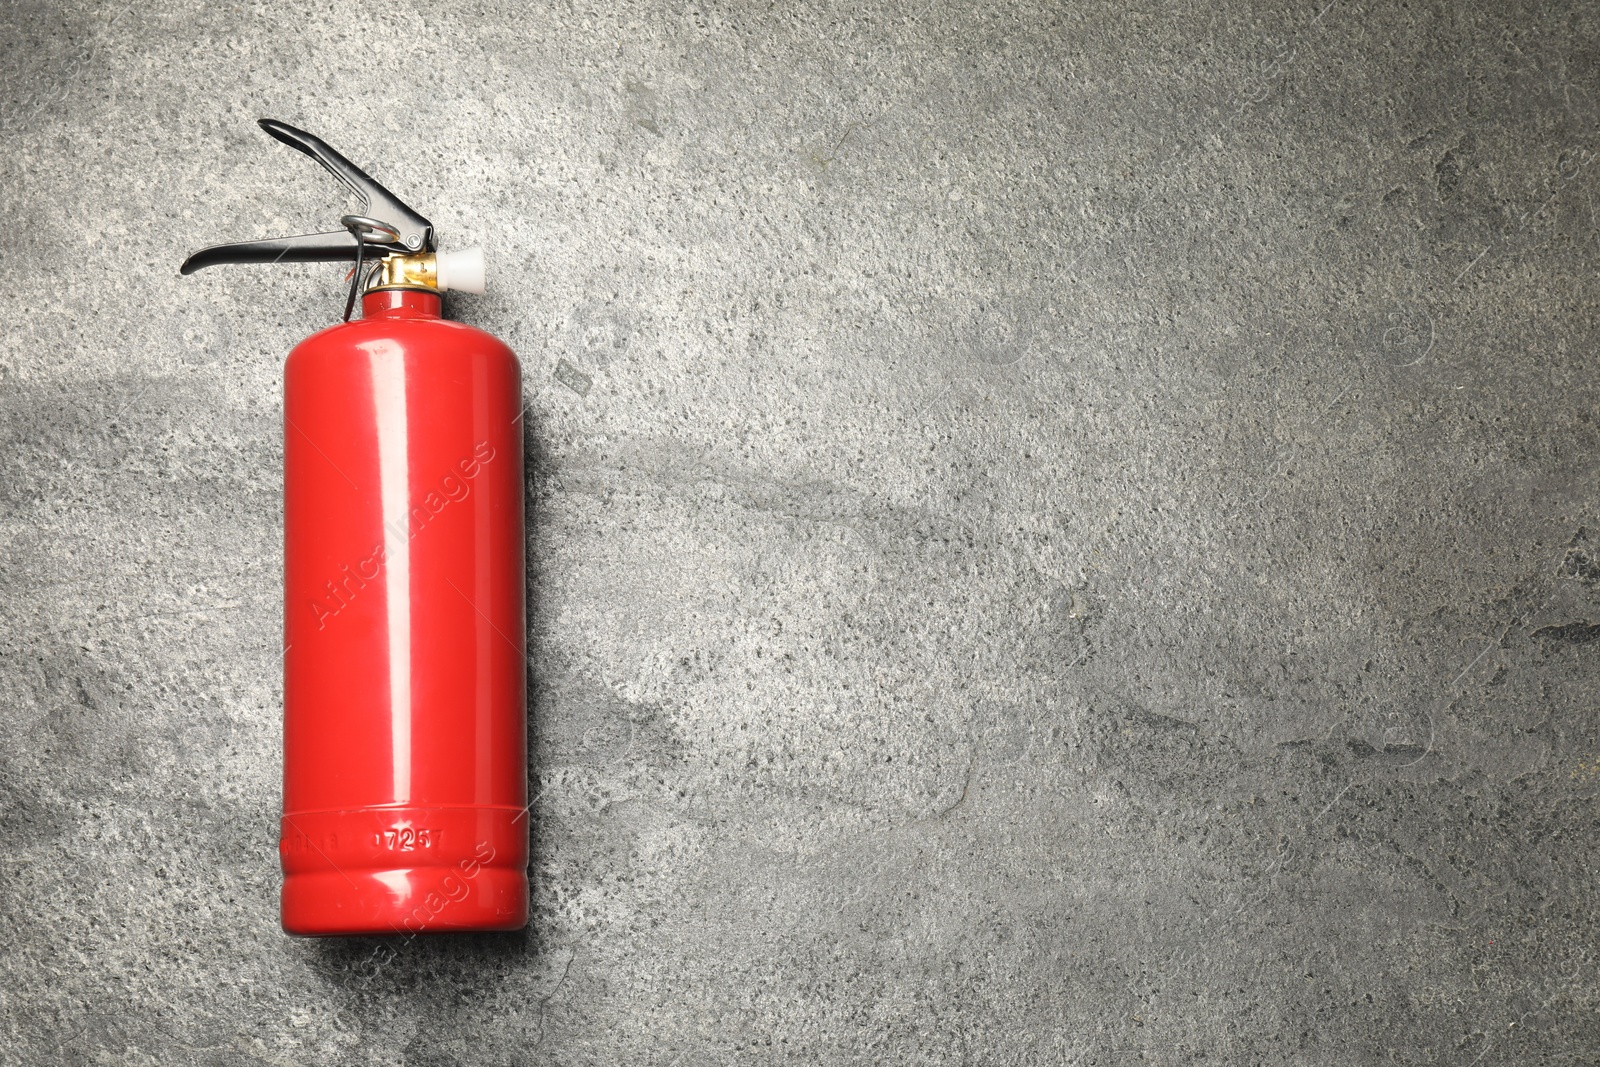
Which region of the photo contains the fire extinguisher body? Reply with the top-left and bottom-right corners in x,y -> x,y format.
279,288 -> 527,936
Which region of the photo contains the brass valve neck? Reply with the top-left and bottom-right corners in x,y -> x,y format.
375,252 -> 438,291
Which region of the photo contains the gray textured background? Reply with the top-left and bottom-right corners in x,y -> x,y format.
3,0 -> 1599,1063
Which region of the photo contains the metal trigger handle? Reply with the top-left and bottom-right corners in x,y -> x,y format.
179,120 -> 434,277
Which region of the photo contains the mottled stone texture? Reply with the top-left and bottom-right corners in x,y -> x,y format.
3,0 -> 1600,1063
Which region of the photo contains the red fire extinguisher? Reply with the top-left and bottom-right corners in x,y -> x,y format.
182,120 -> 527,936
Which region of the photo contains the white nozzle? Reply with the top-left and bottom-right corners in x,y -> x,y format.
435,246 -> 486,294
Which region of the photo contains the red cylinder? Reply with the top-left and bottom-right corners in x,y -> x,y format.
278,288 -> 527,936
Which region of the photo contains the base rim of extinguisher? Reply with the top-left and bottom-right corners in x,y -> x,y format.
278,805 -> 529,937
281,866 -> 529,938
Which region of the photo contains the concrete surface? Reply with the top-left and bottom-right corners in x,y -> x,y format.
3,0 -> 1599,1063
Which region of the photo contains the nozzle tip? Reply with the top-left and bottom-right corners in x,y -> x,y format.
436,246 -> 486,295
